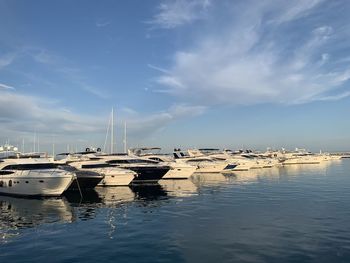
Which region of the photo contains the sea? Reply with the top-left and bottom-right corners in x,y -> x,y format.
1,159 -> 350,263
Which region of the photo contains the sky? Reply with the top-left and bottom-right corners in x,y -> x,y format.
0,0 -> 350,153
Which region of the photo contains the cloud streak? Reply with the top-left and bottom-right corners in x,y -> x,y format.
0,83 -> 15,90
153,0 -> 350,105
149,0 -> 211,29
0,87 -> 206,151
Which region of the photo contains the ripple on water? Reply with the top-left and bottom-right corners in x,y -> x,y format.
1,160 -> 350,262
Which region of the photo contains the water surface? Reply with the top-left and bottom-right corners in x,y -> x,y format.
1,160 -> 350,263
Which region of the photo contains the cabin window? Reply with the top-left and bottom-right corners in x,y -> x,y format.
3,163 -> 57,170
8,180 -> 12,187
81,164 -> 109,169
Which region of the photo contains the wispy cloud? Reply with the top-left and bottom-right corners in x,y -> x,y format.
96,19 -> 111,27
0,83 -> 15,90
0,87 -> 206,151
121,104 -> 206,136
0,52 -> 17,69
149,0 -> 211,29
0,90 -> 106,135
153,0 -> 350,105
0,47 -> 110,99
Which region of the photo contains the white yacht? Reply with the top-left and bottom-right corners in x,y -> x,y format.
96,154 -> 170,184
129,147 -> 196,179
194,149 -> 255,171
174,150 -> 234,173
68,160 -> 137,186
0,158 -> 74,197
279,149 -> 322,165
0,144 -> 19,159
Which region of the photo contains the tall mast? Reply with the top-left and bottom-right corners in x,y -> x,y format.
37,135 -> 40,153
111,107 -> 114,154
124,121 -> 127,153
22,138 -> 25,153
33,131 -> 36,152
52,134 -> 55,157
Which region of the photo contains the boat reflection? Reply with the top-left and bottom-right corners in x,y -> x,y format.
191,173 -> 235,187
0,196 -> 74,243
281,160 -> 334,174
130,184 -> 168,201
95,186 -> 135,206
159,179 -> 198,197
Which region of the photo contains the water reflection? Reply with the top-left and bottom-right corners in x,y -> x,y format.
191,173 -> 234,187
95,187 -> 135,206
0,196 -> 74,243
0,161 -> 340,245
160,179 -> 198,197
131,184 -> 168,201
281,161 -> 333,174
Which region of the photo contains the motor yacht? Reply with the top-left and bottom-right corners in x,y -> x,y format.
129,147 -> 196,179
93,153 -> 170,184
279,149 -> 322,165
194,149 -> 255,171
174,150 -> 236,173
0,158 -> 74,197
68,160 -> 137,186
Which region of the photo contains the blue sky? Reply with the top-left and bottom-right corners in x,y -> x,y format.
0,0 -> 350,153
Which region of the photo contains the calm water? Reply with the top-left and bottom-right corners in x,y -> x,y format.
1,160 -> 350,263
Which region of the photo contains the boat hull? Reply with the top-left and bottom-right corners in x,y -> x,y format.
0,170 -> 74,197
162,165 -> 196,179
97,169 -> 136,186
128,166 -> 170,184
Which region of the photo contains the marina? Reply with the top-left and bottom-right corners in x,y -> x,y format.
1,158 -> 350,262
1,1 -> 350,262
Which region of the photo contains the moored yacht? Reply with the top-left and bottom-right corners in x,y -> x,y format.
174,150 -> 235,173
67,160 -> 137,186
0,158 -> 74,197
194,149 -> 255,171
129,147 -> 196,179
280,149 -> 322,165
94,153 -> 170,184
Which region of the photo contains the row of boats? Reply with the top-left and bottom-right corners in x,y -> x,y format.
0,145 -> 347,197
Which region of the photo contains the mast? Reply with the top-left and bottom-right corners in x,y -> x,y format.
124,121 -> 127,153
52,134 -> 55,157
22,138 -> 25,154
33,131 -> 36,152
111,107 -> 114,154
37,135 -> 40,153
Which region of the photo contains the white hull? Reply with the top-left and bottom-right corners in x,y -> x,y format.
282,157 -> 321,165
0,170 -> 74,196
162,164 -> 196,179
194,162 -> 228,173
95,168 -> 136,186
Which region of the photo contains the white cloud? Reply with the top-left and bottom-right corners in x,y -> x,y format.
0,83 -> 15,90
272,0 -> 324,24
0,53 -> 16,69
154,1 -> 350,105
149,0 -> 211,29
96,20 -> 111,27
123,104 -> 206,135
0,87 -> 206,152
0,90 -> 106,135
